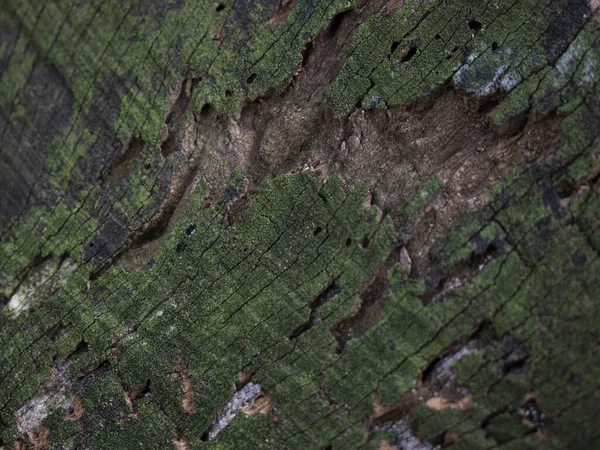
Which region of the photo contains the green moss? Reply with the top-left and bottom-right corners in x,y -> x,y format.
0,0 -> 362,294
0,30 -> 35,107
1,139 -> 599,449
329,0 -> 591,117
405,177 -> 444,218
1,0 -> 599,449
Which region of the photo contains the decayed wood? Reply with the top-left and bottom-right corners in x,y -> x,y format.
0,0 -> 599,448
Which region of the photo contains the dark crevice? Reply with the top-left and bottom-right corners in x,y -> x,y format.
324,8 -> 354,40
359,234 -> 370,249
301,40 -> 314,68
420,354 -> 443,385
366,390 -> 421,430
501,335 -> 530,375
135,379 -> 152,399
588,167 -> 600,186
90,167 -> 197,280
161,76 -> 194,157
77,359 -> 111,379
478,97 -> 501,114
502,354 -> 529,374
289,279 -> 340,340
419,320 -> 489,385
90,140 -> 202,282
352,95 -> 363,111
331,247 -> 401,352
101,136 -> 145,186
495,109 -> 529,136
68,340 -> 89,359
420,242 -> 503,304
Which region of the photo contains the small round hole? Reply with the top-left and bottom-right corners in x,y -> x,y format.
186,223 -> 197,236
491,42 -> 499,52
246,73 -> 257,84
225,90 -> 232,98
468,20 -> 482,32
216,3 -> 224,12
199,103 -> 212,118
345,238 -> 352,248
313,227 -> 323,236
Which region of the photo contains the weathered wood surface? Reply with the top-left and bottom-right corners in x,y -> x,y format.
0,0 -> 599,448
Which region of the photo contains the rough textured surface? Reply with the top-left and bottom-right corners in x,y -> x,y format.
0,0 -> 599,449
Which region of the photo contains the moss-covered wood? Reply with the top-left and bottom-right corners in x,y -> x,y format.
0,0 -> 599,449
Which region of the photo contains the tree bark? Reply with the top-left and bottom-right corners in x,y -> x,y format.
0,0 -> 599,449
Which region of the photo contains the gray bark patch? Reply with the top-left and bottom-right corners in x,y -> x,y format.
203,382 -> 262,442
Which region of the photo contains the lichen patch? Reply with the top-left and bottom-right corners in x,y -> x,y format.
202,382 -> 262,442
6,256 -> 77,316
16,359 -> 75,437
